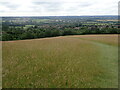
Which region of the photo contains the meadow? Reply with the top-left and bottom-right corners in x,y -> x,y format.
2,34 -> 118,88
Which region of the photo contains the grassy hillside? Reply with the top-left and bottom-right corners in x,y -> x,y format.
2,34 -> 118,88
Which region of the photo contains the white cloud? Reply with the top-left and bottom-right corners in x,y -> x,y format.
0,0 -> 119,16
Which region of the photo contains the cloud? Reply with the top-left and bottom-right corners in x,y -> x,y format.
0,0 -> 119,16
32,2 -> 62,12
0,2 -> 20,10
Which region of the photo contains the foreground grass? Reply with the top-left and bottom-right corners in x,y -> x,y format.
0,41 -> 2,89
2,34 -> 118,88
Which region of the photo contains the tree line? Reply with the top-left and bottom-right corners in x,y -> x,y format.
2,25 -> 120,41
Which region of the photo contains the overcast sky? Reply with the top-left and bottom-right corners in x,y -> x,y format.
0,0 -> 119,16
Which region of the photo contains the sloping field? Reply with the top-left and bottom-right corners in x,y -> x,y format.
2,34 -> 118,88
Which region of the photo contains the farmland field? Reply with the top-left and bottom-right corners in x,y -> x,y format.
2,34 -> 118,88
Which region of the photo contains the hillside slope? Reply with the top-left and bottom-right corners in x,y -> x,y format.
2,34 -> 118,88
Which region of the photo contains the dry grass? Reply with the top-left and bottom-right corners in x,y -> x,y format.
0,41 -> 2,89
2,34 -> 118,88
71,34 -> 118,46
